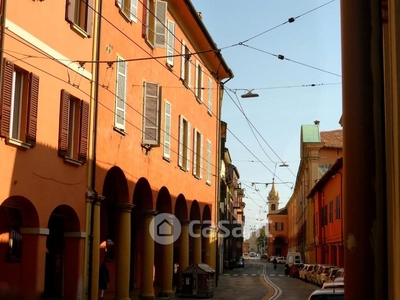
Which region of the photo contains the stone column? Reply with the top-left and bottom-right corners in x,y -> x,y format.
115,203 -> 134,300
177,220 -> 190,292
203,226 -> 217,269
192,223 -> 202,264
139,210 -> 157,300
91,198 -> 101,299
159,241 -> 174,297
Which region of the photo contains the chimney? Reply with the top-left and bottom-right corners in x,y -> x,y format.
198,12 -> 202,20
314,120 -> 320,125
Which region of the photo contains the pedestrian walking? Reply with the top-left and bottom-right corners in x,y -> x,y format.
99,261 -> 110,299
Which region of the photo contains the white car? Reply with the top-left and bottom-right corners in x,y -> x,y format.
276,257 -> 286,264
322,282 -> 344,289
308,288 -> 344,300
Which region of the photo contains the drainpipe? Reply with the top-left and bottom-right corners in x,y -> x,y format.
86,0 -> 102,298
0,0 -> 7,98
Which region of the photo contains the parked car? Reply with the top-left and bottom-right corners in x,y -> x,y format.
289,263 -> 304,278
276,257 -> 286,264
305,264 -> 318,283
322,282 -> 345,289
307,288 -> 344,300
299,264 -> 311,280
249,252 -> 257,257
311,264 -> 323,285
335,268 -> 345,279
325,267 -> 340,283
316,266 -> 335,287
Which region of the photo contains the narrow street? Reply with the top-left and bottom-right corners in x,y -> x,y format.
168,258 -> 318,300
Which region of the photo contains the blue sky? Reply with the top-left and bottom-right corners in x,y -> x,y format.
191,0 -> 342,237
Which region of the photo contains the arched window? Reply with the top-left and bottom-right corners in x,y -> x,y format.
271,204 -> 276,211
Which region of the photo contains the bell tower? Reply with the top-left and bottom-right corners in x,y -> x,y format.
267,180 -> 280,213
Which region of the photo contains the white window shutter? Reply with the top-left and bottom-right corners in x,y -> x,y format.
195,60 -> 199,96
188,52 -> 192,88
142,82 -> 160,145
154,1 -> 167,47
163,101 -> 171,158
178,115 -> 184,167
130,0 -> 138,22
207,78 -> 212,112
207,140 -> 211,183
193,129 -> 197,175
115,57 -> 126,130
166,20 -> 175,66
180,41 -> 185,80
199,133 -> 203,178
186,121 -> 191,171
199,66 -> 204,102
116,0 -> 122,9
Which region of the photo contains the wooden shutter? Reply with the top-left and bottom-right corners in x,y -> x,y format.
142,0 -> 148,37
66,0 -> 76,23
154,0 -> 167,47
207,140 -> 211,183
207,78 -> 212,112
199,66 -> 204,102
194,61 -> 199,97
26,73 -> 39,146
193,129 -> 197,175
59,90 -> 70,157
180,41 -> 185,80
115,57 -> 126,130
143,82 -> 160,145
187,51 -> 192,88
0,59 -> 13,138
78,100 -> 89,162
178,115 -> 183,167
163,101 -> 171,158
166,20 -> 175,66
186,121 -> 191,171
199,133 -> 203,178
86,0 -> 94,36
130,0 -> 138,21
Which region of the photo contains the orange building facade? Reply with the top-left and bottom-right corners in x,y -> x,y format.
308,158 -> 344,267
0,0 -> 233,299
285,124 -> 343,264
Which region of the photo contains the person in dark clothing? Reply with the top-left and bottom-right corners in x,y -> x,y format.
273,258 -> 278,270
99,261 -> 110,299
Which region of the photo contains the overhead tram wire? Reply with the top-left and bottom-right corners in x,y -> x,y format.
225,88 -> 297,178
219,0 -> 337,50
239,44 -> 342,78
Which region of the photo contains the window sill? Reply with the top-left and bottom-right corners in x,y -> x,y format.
70,23 -> 89,38
119,9 -> 136,23
113,126 -> 128,136
64,157 -> 83,166
196,96 -> 203,104
163,156 -> 171,163
6,138 -> 32,150
207,110 -> 212,116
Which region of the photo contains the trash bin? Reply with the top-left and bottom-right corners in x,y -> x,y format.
181,263 -> 215,298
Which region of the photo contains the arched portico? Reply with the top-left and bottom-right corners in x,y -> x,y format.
44,204 -> 82,299
101,166 -> 131,300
